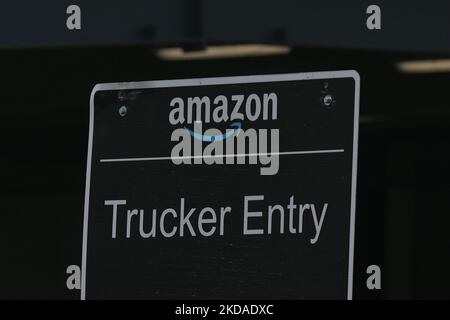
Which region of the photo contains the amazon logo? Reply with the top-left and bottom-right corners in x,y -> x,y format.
169,93 -> 280,175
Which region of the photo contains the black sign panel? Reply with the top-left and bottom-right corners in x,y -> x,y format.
82,71 -> 360,299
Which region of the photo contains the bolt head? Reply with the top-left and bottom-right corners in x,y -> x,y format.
323,94 -> 333,107
119,105 -> 127,117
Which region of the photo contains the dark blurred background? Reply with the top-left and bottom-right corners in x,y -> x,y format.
1,0 -> 450,299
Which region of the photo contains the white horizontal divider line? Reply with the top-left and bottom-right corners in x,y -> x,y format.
99,149 -> 345,163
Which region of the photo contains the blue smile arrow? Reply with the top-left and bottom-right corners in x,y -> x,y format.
185,122 -> 242,142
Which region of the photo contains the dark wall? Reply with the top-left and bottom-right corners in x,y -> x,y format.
2,0 -> 450,53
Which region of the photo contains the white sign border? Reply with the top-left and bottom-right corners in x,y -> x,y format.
81,70 -> 360,300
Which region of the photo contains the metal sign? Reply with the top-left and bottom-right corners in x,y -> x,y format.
82,71 -> 360,299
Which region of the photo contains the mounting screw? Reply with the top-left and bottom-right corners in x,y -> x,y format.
323,94 -> 333,107
119,105 -> 127,117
